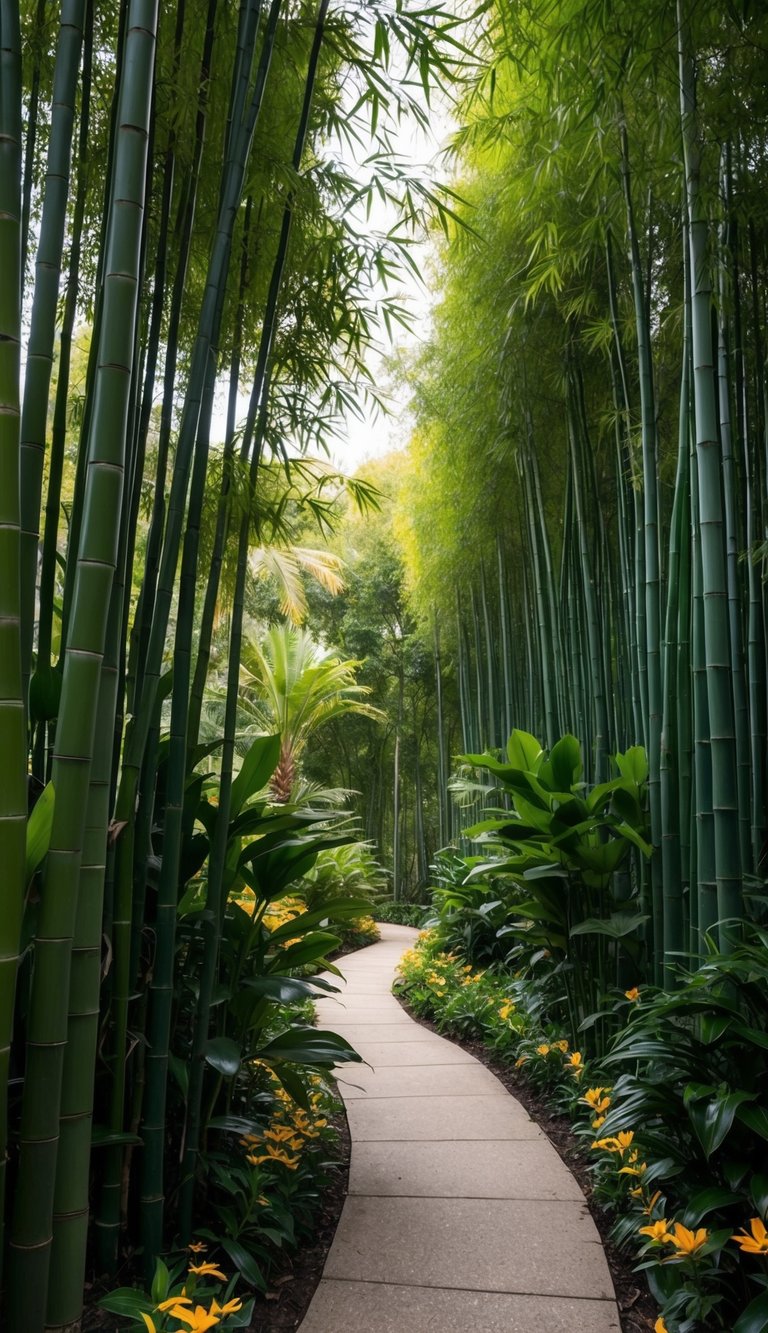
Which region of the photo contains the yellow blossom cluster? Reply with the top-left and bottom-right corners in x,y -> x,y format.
581,1085 -> 612,1129
240,1074 -> 330,1173
142,1256 -> 244,1332
592,1129 -> 648,1178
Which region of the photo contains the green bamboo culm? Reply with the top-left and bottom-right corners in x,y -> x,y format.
677,0 -> 742,941
0,0 -> 28,1280
5,3 -> 159,1327
18,0 -> 87,697
178,0 -> 332,1236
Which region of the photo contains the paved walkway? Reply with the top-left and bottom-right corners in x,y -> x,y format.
300,924 -> 621,1332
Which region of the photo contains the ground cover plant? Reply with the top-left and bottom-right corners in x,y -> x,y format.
396,731 -> 768,1332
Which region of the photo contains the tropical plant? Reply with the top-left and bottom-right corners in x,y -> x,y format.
236,623 -> 384,801
460,730 -> 651,1053
298,840 -> 389,912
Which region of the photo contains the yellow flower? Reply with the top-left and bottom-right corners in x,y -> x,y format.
553,1039 -> 569,1053
591,1131 -> 634,1155
625,987 -> 640,1001
188,1262 -> 228,1281
639,1219 -> 671,1243
618,1160 -> 647,1177
462,964 -> 473,973
663,1223 -> 709,1256
536,1044 -> 551,1056
140,1316 -> 157,1333
643,1190 -> 663,1216
655,1319 -> 668,1333
211,1296 -> 244,1316
158,1296 -> 193,1311
172,1305 -> 222,1331
731,1217 -> 768,1255
499,1001 -> 515,1020
187,1241 -> 208,1253
565,1051 -> 583,1068
583,1086 -> 610,1109
629,1186 -> 644,1199
592,1115 -> 606,1130
515,1055 -> 528,1067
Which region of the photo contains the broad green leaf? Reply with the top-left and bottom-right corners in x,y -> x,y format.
26,782 -> 55,884
685,1087 -> 755,1157
613,821 -> 653,857
615,745 -> 649,786
241,974 -> 336,1004
230,733 -> 281,818
269,932 -> 341,971
151,1257 -> 170,1304
218,1237 -> 266,1290
570,913 -> 649,940
257,1026 -> 362,1066
204,1036 -> 242,1078
98,1289 -> 154,1317
734,1292 -> 768,1333
737,1103 -> 768,1142
507,729 -> 544,772
270,1062 -> 311,1109
268,898 -> 372,942
546,734 -> 582,789
29,665 -> 61,723
681,1186 -> 744,1225
751,1173 -> 768,1218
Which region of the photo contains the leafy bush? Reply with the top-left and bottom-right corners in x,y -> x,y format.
374,901 -> 430,927
298,840 -> 388,911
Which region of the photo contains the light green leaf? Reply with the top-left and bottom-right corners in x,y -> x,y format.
26,782 -> 55,884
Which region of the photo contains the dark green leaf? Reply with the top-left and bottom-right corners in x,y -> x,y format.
204,1037 -> 242,1078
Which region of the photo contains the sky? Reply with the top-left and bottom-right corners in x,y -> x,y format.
210,47 -> 456,475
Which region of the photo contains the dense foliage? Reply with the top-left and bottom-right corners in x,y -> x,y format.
0,1 -> 467,1327
395,0 -> 768,982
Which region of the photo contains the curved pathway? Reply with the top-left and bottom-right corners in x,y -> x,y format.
300,924 -> 621,1332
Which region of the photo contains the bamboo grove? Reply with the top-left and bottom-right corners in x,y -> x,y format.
398,0 -> 768,975
0,1 -> 466,1327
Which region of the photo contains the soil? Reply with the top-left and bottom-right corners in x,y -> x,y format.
396,999 -> 659,1333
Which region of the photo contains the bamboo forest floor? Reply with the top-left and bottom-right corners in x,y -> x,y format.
298,925 -> 621,1332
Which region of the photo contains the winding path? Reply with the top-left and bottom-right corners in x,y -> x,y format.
300,924 -> 621,1332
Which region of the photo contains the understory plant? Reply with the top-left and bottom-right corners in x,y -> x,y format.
458,730 -> 651,1054
396,855 -> 768,1330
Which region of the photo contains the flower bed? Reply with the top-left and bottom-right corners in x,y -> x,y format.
396,929 -> 768,1333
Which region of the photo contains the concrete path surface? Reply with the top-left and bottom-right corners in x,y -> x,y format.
299,924 -> 621,1332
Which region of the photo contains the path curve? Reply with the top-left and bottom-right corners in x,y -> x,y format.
300,924 -> 621,1332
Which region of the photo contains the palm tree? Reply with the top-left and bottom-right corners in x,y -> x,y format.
239,623 -> 383,801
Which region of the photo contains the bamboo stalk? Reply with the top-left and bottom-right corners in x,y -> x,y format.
6,3 -> 159,1322
0,0 -> 28,1280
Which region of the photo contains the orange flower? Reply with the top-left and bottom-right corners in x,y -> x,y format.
731,1217 -> 768,1255
639,1219 -> 671,1243
625,987 -> 640,1001
211,1296 -> 244,1316
663,1223 -> 709,1256
654,1319 -> 668,1333
188,1261 -> 228,1281
187,1241 -> 208,1254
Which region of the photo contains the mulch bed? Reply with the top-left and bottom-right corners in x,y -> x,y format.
395,998 -> 658,1333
